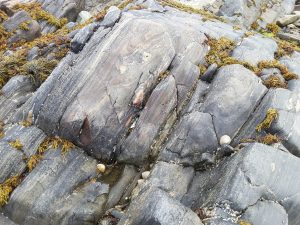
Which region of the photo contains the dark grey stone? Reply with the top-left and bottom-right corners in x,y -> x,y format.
100,6 -> 121,27
160,112 -> 218,166
200,64 -> 267,139
71,23 -> 98,53
118,186 -> 203,225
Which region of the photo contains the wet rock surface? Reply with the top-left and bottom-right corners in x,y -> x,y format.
0,0 -> 300,225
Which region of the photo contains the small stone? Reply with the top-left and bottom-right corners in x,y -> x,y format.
97,164 -> 106,173
100,6 -> 121,27
141,171 -> 150,179
277,15 -> 300,27
137,179 -> 144,185
76,11 -> 92,24
220,135 -> 231,145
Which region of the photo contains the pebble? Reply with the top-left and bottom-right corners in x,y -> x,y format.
220,135 -> 232,145
142,171 -> 150,179
97,164 -> 106,173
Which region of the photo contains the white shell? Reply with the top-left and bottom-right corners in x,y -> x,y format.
137,179 -> 144,185
142,171 -> 150,179
97,164 -> 106,173
220,135 -> 231,145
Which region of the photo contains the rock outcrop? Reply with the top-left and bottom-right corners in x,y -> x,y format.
0,0 -> 300,225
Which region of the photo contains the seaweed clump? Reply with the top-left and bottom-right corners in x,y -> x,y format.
259,133 -> 280,145
13,3 -> 68,28
263,75 -> 287,89
258,60 -> 298,81
205,37 -> 236,66
0,51 -> 27,88
9,139 -> 23,150
27,137 -> 75,171
238,221 -> 251,225
256,108 -> 279,132
0,175 -> 22,206
22,58 -> 58,86
0,121 -> 4,138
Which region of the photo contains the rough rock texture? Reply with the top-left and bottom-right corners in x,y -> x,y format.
118,186 -> 203,225
19,10 -> 208,163
182,143 -> 300,224
4,147 -> 105,225
1,0 -> 300,225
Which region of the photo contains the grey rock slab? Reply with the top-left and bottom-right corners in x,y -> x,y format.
160,112 -> 218,166
182,143 -> 300,224
0,214 -> 17,225
197,20 -> 245,42
4,147 -> 99,225
118,186 -> 203,225
27,11 -> 208,162
105,165 -> 138,209
232,35 -> 278,66
280,51 -> 300,77
0,124 -> 46,183
233,88 -> 300,146
118,75 -> 177,164
277,14 -> 300,26
142,161 -> 195,200
200,64 -> 267,139
270,110 -> 300,157
241,201 -> 288,225
100,6 -> 121,27
141,0 -> 165,12
76,10 -> 92,23
71,22 -> 98,53
0,75 -> 35,123
3,10 -> 32,32
27,46 -> 40,61
37,0 -> 85,22
8,20 -> 41,44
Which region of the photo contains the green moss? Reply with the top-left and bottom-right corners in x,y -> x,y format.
256,108 -> 279,132
0,175 -> 22,206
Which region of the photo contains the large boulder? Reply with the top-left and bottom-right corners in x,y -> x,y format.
182,143 -> 300,225
16,11 -> 208,162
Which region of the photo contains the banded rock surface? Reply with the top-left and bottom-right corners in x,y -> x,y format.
0,0 -> 300,225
